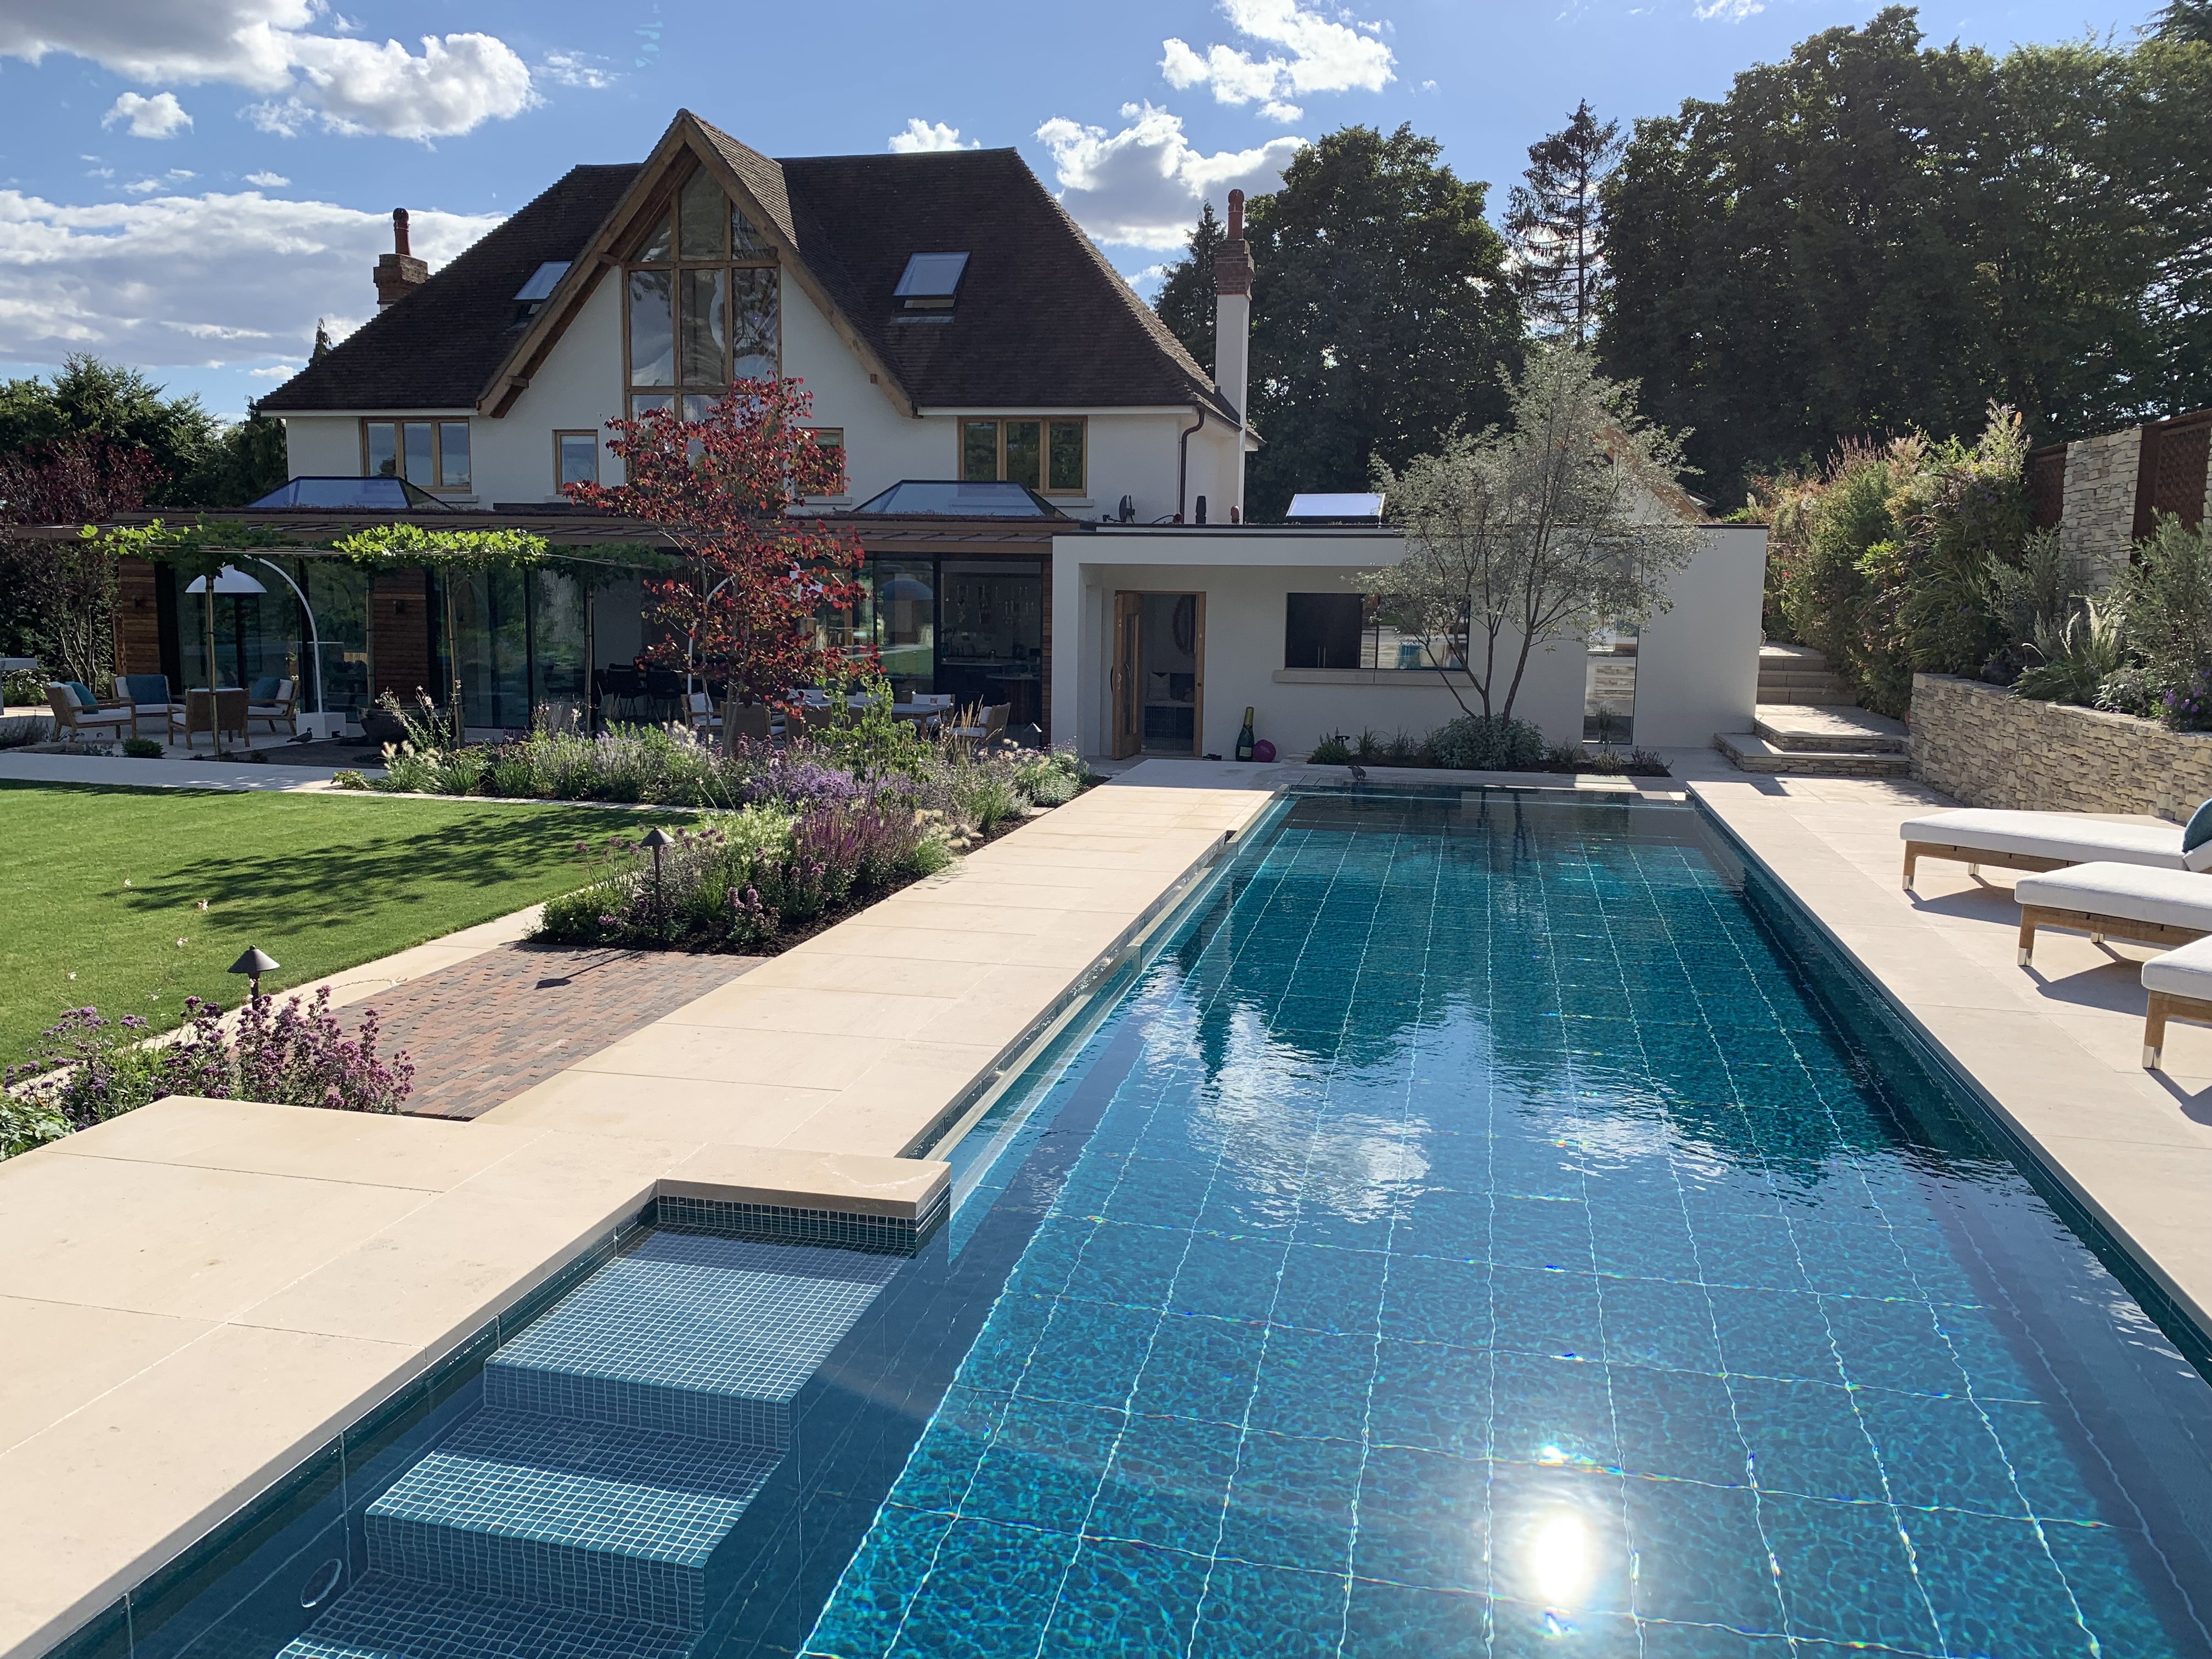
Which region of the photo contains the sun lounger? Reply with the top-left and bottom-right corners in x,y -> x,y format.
2142,934 -> 2212,1069
1900,808 -> 2205,889
2012,862 -> 2212,965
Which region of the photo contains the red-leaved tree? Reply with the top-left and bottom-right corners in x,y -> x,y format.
0,437 -> 166,686
567,381 -> 865,712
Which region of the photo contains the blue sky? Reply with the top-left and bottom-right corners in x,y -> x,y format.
0,0 -> 2158,420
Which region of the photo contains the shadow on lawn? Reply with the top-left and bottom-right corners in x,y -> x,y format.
123,804 -> 635,938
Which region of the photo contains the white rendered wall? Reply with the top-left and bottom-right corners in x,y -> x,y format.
1629,526 -> 1767,747
1049,526 -> 1763,759
283,273 -> 1222,518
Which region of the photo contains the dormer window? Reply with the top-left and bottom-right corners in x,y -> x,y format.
624,166 -> 780,418
894,252 -> 968,318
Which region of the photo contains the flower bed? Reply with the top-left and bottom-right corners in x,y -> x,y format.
1306,713 -> 1669,776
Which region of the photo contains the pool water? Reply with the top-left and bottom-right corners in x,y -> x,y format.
802,791 -> 2212,1658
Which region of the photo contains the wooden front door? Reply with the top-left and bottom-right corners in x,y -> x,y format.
1110,591 -> 1142,759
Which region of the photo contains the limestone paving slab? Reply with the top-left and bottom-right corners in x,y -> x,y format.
1688,768 -> 2212,1338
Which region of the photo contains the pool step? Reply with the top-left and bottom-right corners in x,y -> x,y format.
280,1572 -> 696,1659
484,1231 -> 899,1447
278,1231 -> 902,1659
366,1409 -> 781,1628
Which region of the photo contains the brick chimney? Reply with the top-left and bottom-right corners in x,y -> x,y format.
1214,190 -> 1255,518
374,208 -> 429,308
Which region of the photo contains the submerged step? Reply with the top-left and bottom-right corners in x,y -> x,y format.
367,1408 -> 781,1629
486,1231 -> 901,1446
279,1571 -> 697,1659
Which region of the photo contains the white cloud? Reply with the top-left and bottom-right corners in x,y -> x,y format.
1160,0 -> 1393,112
1258,98 -> 1302,122
244,170 -> 289,186
537,50 -> 613,89
246,362 -> 300,378
0,1 -> 536,140
1034,102 -> 1303,250
103,91 -> 193,138
1694,0 -> 1762,15
0,187 -> 499,366
888,118 -> 978,154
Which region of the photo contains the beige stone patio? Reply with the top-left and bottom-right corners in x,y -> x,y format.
1683,756 -> 2212,1335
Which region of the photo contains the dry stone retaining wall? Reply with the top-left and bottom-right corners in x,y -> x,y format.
1910,673 -> 2212,821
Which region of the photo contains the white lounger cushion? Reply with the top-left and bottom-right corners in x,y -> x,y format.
2015,862 -> 2212,932
2144,934 -> 2212,997
1900,809 -> 2192,870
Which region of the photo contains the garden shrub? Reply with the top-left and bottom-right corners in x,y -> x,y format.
537,803 -> 946,954
2013,599 -> 2124,706
4,989 -> 413,1156
1310,733 -> 1353,764
1425,713 -> 1549,771
2116,516 -> 2212,730
122,736 -> 161,758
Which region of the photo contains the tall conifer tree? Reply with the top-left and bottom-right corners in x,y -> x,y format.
1504,102 -> 1622,345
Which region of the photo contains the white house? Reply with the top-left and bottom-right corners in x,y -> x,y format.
127,108 -> 1764,759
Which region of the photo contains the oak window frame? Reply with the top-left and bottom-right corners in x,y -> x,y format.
620,166 -> 782,424
362,419 -> 471,491
956,416 -> 1087,496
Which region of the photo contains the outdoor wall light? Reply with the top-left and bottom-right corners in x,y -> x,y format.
229,946 -> 280,1000
641,827 -> 671,944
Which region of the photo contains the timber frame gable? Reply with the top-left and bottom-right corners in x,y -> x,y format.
481,110 -> 917,421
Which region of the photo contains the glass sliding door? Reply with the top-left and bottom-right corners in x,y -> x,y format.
531,567 -> 589,729
871,558 -> 935,700
938,560 -> 1042,730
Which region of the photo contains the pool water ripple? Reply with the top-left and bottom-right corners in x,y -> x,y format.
803,794 -> 2212,1658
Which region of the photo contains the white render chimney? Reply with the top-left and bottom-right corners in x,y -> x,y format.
1213,189 -> 1255,521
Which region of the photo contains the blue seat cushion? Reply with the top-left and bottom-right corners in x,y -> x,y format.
121,675 -> 168,704
66,681 -> 99,709
251,677 -> 284,701
2185,798 -> 2212,872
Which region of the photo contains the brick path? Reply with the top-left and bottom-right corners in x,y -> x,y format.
357,944 -> 761,1120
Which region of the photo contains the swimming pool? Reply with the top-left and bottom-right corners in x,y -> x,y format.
96,787 -> 2212,1659
803,789 -> 2212,1657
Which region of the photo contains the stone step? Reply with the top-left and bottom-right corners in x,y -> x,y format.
367,1409 -> 780,1629
1714,731 -> 1914,778
1752,704 -> 1908,755
1759,642 -> 1832,670
485,1231 -> 899,1447
278,1572 -> 697,1659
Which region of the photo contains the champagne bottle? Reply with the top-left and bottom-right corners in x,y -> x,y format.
1236,706 -> 1256,762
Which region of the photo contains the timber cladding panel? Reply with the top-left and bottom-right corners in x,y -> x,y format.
112,556 -> 162,678
370,567 -> 433,701
1909,673 -> 2212,823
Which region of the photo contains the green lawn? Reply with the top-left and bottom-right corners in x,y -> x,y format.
0,783 -> 680,1065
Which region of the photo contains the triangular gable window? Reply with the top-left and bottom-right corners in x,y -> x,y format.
624,165 -> 781,415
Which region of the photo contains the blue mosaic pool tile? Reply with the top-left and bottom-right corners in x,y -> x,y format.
654,1192 -> 943,1256
801,799 -> 2212,1659
276,1572 -> 696,1659
1039,1537 -> 1207,1654
365,1408 -> 779,1628
487,1232 -> 899,1448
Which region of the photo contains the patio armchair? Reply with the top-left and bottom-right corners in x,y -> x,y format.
685,691 -> 724,740
117,674 -> 176,737
721,700 -> 775,747
946,702 -> 1011,753
1899,807 -> 2207,889
170,687 -> 247,751
45,682 -> 133,741
246,677 -> 297,737
784,702 -> 840,743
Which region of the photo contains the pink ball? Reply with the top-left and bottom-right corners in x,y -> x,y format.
1251,738 -> 1276,762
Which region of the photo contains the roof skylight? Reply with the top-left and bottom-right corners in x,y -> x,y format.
894,252 -> 968,310
514,262 -> 571,302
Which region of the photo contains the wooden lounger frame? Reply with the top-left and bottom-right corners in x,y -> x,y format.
2015,904 -> 2209,966
2145,989 -> 2212,1069
1901,840 -> 2070,890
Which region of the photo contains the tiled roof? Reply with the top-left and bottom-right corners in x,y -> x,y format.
259,165 -> 640,413
261,122 -> 1232,422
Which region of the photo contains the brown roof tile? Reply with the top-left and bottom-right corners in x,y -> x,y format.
261,131 -> 1231,424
